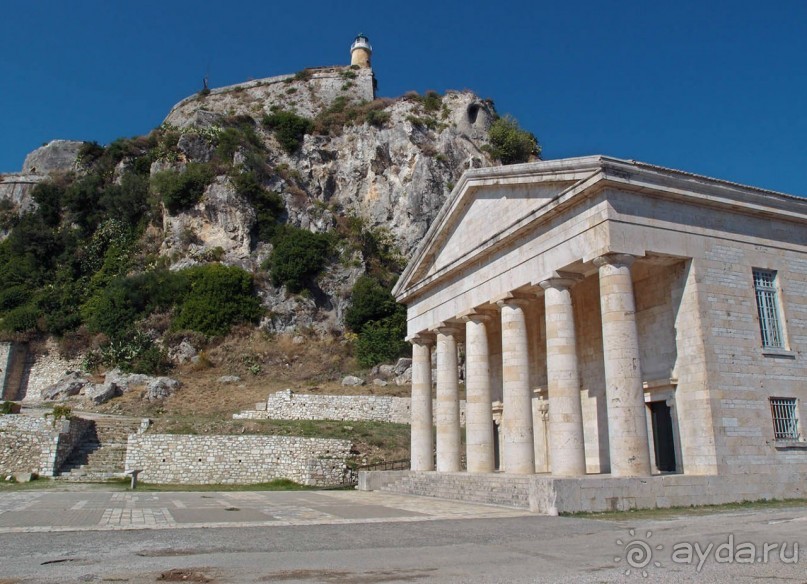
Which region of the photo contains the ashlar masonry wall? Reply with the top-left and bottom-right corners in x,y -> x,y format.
234,389 -> 467,426
0,414 -> 91,476
126,434 -> 353,486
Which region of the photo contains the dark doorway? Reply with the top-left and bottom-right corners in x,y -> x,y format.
493,421 -> 500,470
649,401 -> 677,472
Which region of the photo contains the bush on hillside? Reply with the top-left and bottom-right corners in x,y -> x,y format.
152,163 -> 214,213
268,227 -> 331,293
484,115 -> 540,165
231,171 -> 285,242
172,264 -> 262,337
345,276 -> 398,332
262,111 -> 313,154
355,307 -> 408,368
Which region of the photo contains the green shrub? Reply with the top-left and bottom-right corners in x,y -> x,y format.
484,115 -> 541,165
231,172 -> 285,242
31,182 -> 65,227
99,172 -> 151,226
268,227 -> 331,293
172,264 -> 262,336
51,405 -> 72,421
262,111 -> 313,154
0,285 -> 29,311
152,163 -> 214,213
355,308 -> 408,368
0,304 -> 41,333
366,109 -> 391,128
421,90 -> 442,113
345,276 -> 398,332
0,401 -> 18,415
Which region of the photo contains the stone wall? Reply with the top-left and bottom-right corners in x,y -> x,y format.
0,414 -> 91,477
125,434 -> 352,486
164,66 -> 375,127
22,339 -> 84,402
234,389 -> 467,426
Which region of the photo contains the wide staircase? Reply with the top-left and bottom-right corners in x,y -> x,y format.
376,471 -> 533,509
57,416 -> 143,481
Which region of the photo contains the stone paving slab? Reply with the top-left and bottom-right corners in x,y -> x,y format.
0,489 -> 531,533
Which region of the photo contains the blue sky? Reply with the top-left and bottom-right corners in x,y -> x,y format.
2,0 -> 805,195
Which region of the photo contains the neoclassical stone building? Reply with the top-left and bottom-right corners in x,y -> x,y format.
364,156 -> 807,512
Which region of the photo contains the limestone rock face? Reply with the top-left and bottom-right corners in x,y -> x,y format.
1,67 -> 501,343
145,377 -> 182,401
84,382 -> 122,405
41,372 -> 89,401
22,140 -> 84,174
161,176 -> 256,265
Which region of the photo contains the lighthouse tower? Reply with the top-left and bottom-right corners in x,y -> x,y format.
350,33 -> 372,68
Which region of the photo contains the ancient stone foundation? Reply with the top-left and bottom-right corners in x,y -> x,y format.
125,434 -> 352,486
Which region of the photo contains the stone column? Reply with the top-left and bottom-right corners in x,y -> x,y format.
463,313 -> 495,473
497,298 -> 535,474
410,335 -> 434,471
594,254 -> 651,476
435,326 -> 461,472
540,276 -> 586,476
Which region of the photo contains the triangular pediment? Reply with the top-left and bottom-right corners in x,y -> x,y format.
424,182 -> 572,278
394,157 -> 607,301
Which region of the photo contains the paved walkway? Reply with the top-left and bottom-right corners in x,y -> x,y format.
0,489 -> 530,532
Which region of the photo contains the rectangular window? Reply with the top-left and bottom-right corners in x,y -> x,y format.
753,269 -> 785,348
770,397 -> 799,441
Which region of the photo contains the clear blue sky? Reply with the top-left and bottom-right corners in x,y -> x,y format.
2,0 -> 805,195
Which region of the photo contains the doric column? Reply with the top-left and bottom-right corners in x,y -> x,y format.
435,326 -> 461,472
497,297 -> 535,474
594,254 -> 651,476
462,313 -> 495,473
540,275 -> 586,476
410,335 -> 434,471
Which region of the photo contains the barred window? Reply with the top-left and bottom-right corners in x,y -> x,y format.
770,398 -> 799,441
753,269 -> 785,349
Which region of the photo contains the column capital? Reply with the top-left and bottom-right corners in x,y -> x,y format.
495,295 -> 531,309
407,332 -> 435,347
538,271 -> 583,291
593,253 -> 637,269
432,322 -> 463,337
458,308 -> 497,324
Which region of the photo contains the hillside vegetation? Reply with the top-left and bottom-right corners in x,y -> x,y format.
0,69 -> 540,386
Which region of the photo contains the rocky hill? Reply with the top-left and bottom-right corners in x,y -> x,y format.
0,61 -> 536,379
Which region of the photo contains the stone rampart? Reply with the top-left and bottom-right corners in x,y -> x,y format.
125,434 -> 352,486
234,389 -> 467,426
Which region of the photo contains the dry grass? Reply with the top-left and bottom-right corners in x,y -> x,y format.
90,331 -> 412,463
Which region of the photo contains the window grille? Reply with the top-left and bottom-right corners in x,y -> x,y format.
753,269 -> 784,348
770,398 -> 799,441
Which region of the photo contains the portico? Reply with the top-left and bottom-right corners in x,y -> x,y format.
373,156 -> 807,511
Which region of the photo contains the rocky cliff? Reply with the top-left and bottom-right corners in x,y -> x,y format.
0,65 -> 500,336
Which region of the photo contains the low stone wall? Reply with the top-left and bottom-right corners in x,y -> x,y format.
0,414 -> 91,477
360,470 -> 807,514
234,389 -> 467,426
125,434 -> 352,486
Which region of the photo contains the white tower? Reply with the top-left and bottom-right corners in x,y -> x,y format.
350,33 -> 372,68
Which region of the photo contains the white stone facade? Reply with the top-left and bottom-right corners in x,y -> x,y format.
387,156 -> 807,508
